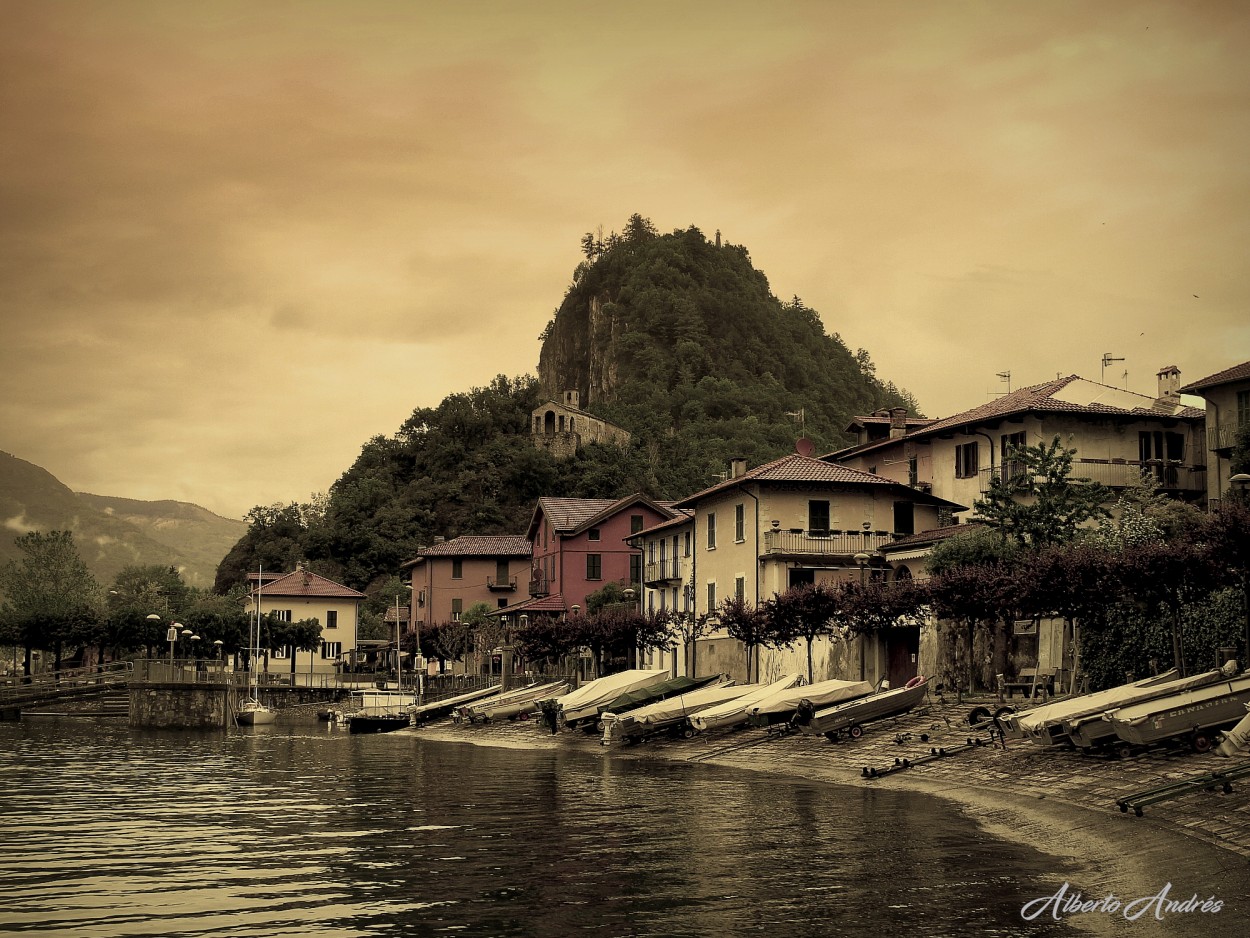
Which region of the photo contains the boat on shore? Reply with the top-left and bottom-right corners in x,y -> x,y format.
1104,670 -> 1250,754
1062,668 -> 1234,751
458,681 -> 569,723
795,677 -> 930,739
548,670 -> 671,729
600,681 -> 750,745
595,674 -> 726,724
746,677 -> 874,728
408,684 -> 502,725
689,673 -> 804,734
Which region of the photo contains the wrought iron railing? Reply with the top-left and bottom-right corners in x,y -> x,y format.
761,530 -> 895,556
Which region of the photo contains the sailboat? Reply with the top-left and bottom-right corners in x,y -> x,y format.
237,564 -> 276,726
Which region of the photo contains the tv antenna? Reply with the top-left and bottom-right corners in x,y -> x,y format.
1101,352 -> 1124,384
996,371 -> 1011,393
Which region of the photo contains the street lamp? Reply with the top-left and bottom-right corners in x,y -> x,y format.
213,639 -> 223,662
854,552 -> 870,585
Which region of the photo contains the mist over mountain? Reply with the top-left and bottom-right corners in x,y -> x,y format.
0,450 -> 245,590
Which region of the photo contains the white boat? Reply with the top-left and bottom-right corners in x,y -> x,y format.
459,681 -> 569,723
600,681 -> 748,744
1105,671 -> 1250,752
237,563 -> 276,727
689,673 -> 803,734
236,696 -> 275,726
1062,669 -> 1232,750
796,677 -> 930,738
746,677 -> 874,727
549,670 -> 670,727
407,684 -> 501,725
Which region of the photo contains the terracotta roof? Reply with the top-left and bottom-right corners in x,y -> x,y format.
880,523 -> 986,553
383,606 -> 411,622
254,569 -> 365,599
1180,361 -> 1250,393
411,535 -> 531,558
845,415 -> 936,431
490,593 -> 569,615
827,375 -> 1204,461
534,497 -> 619,532
627,510 -> 694,541
672,454 -> 962,509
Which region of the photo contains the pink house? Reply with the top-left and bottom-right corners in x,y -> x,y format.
508,494 -> 678,617
402,535 -> 533,629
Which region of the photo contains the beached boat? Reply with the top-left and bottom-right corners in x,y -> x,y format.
596,674 -> 725,721
746,677 -> 874,728
406,684 -> 501,725
600,681 -> 750,745
457,681 -> 568,723
795,677 -> 930,739
550,670 -> 671,729
1062,669 -> 1232,751
998,669 -> 1184,742
689,673 -> 804,734
1105,671 -> 1250,753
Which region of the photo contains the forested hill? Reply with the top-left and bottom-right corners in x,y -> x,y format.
215,217 -> 918,594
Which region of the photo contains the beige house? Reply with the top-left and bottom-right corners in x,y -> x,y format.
246,565 -> 364,679
1180,360 -> 1250,506
531,390 -> 631,459
634,453 -> 964,685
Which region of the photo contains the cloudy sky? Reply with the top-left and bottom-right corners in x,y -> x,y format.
2,1 -> 1247,520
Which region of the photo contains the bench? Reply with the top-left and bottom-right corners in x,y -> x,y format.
1001,667 -> 1056,699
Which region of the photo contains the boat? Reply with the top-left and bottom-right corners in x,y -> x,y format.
600,681 -> 750,745
1104,669 -> 1250,753
348,711 -> 411,733
595,674 -> 726,722
345,690 -> 415,734
745,677 -> 874,728
236,564 -> 276,727
458,681 -> 569,723
546,670 -> 670,729
795,677 -> 930,739
1061,668 -> 1232,751
1216,704 -> 1250,757
408,684 -> 502,725
689,673 -> 804,734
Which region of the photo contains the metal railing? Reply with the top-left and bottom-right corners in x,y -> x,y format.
762,530 -> 895,556
643,558 -> 684,585
0,661 -> 134,705
978,460 -> 1205,493
487,574 -> 519,591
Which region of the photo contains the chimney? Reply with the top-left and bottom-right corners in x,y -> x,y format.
889,407 -> 909,439
1157,365 -> 1181,402
730,457 -> 747,479
433,535 -> 445,544
563,389 -> 580,409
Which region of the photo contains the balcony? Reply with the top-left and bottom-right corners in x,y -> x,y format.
978,460 -> 1206,494
643,557 -> 684,587
762,530 -> 895,558
1208,424 -> 1245,453
487,574 -> 518,592
528,570 -> 549,598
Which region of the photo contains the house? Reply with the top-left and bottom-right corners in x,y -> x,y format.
828,368 -> 1207,513
643,453 -> 965,684
402,535 -> 533,628
531,390 -> 631,459
246,564 -> 364,679
505,494 -> 678,620
1179,360 -> 1250,506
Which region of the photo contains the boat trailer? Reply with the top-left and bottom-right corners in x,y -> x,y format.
861,737 -> 991,779
1115,760 -> 1250,817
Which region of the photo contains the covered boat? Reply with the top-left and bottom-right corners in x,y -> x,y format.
457,681 -> 569,723
689,673 -> 804,733
549,670 -> 670,728
796,677 -> 930,739
407,684 -> 502,726
1105,670 -> 1250,753
746,677 -> 874,727
600,680 -> 745,745
1063,669 -> 1232,751
596,674 -> 725,720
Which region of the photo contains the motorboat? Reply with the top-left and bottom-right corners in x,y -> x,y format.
457,681 -> 568,723
596,674 -> 726,721
746,677 -> 874,728
689,673 -> 804,734
600,681 -> 750,745
348,711 -> 411,734
547,670 -> 671,729
795,677 -> 930,739
342,690 -> 414,734
1063,669 -> 1232,751
407,684 -> 501,726
1104,670 -> 1250,753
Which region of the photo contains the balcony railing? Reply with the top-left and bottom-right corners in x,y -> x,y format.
1208,424 -> 1245,452
762,530 -> 895,557
978,460 -> 1205,494
643,558 -> 684,586
487,574 -> 518,592
528,570 -> 549,597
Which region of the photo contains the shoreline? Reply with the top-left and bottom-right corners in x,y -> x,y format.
413,696 -> 1249,935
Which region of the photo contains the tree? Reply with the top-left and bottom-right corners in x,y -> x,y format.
0,531 -> 101,675
260,614 -> 322,675
974,436 -> 1110,548
718,597 -> 766,682
837,578 -> 929,637
103,565 -> 193,658
762,583 -> 842,684
668,610 -> 712,678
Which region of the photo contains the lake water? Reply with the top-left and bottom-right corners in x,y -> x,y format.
0,718 -> 1080,937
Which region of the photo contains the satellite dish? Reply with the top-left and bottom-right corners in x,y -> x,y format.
795,437 -> 815,457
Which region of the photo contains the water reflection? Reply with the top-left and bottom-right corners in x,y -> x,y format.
0,720 -> 1079,937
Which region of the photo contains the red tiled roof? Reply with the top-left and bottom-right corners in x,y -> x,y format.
383,606 -> 411,622
827,375 -> 1204,461
254,569 -> 365,599
534,497 -> 619,532
1180,361 -> 1250,393
673,454 -> 935,508
881,523 -> 986,553
628,509 -> 694,540
412,535 -> 531,558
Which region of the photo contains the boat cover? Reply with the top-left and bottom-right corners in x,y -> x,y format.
555,670 -> 670,722
1106,672 -> 1250,745
609,681 -> 747,726
801,679 -> 929,735
1008,670 -> 1186,734
598,674 -> 723,716
690,673 -> 804,732
748,678 -> 874,719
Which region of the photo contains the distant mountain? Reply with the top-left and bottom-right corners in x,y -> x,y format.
0,451 -> 245,589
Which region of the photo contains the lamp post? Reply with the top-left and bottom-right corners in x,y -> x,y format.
1232,473 -> 1250,666
854,552 -> 870,585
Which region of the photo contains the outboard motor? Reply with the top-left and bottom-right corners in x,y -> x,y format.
792,698 -> 816,727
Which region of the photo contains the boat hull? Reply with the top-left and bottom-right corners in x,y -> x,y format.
236,700 -> 275,726
1108,673 -> 1250,749
348,713 -> 411,734
798,679 -> 929,737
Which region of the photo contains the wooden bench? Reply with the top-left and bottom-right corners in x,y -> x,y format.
1001,667 -> 1056,699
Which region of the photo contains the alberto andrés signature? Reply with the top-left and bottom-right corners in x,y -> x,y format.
1021,882 -> 1223,922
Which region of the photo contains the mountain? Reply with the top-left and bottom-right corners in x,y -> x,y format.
0,450 -> 245,589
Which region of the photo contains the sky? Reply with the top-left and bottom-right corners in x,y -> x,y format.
1,1 -> 1247,521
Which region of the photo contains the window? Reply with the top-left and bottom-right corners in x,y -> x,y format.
267,609 -> 291,623
630,554 -> 641,587
497,598 -> 508,608
1001,432 -> 1028,483
684,532 -> 691,556
735,576 -> 745,602
272,645 -> 290,659
321,642 -> 342,659
908,455 -> 918,487
648,541 -> 656,563
452,559 -> 463,579
734,503 -> 745,542
631,514 -> 644,534
955,441 -> 979,479
707,581 -> 717,611
808,500 -> 830,534
588,527 -> 601,541
325,610 -> 338,630
451,598 -> 462,621
586,553 -> 602,580
893,501 -> 915,536
1239,390 -> 1250,428
788,568 -> 815,588
707,512 -> 717,549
